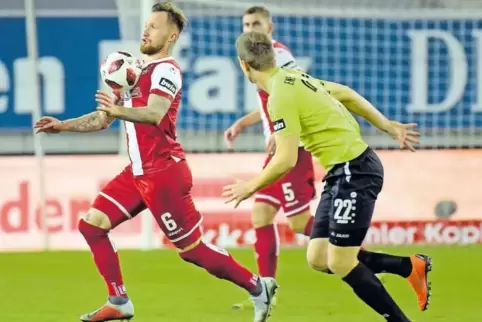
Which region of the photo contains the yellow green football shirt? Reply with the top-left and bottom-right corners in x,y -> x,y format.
267,68 -> 368,172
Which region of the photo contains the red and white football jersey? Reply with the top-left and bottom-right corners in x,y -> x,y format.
258,40 -> 300,144
123,57 -> 184,176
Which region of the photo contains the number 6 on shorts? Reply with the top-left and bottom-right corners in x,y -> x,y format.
161,212 -> 178,232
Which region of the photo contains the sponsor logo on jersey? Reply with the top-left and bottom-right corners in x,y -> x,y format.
159,77 -> 177,94
284,76 -> 295,85
130,87 -> 141,98
273,119 -> 286,132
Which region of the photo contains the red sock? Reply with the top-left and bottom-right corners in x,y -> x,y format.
180,242 -> 259,293
303,216 -> 315,236
254,224 -> 279,277
78,220 -> 127,297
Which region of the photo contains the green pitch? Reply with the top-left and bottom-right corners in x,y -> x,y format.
0,245 -> 478,321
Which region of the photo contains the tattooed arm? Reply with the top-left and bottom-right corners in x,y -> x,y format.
34,93 -> 121,134
34,111 -> 115,134
61,111 -> 114,132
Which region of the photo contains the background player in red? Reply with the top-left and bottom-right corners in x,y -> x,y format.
34,2 -> 277,322
224,6 -> 315,309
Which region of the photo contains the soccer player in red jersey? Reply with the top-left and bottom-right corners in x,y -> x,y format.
225,6 -> 315,309
34,3 -> 277,322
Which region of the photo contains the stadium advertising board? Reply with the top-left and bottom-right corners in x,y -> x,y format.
1,15 -> 482,130
0,151 -> 481,251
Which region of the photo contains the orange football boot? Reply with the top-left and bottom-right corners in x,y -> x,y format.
407,254 -> 432,311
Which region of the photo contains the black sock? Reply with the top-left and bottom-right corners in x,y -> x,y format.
358,250 -> 412,278
343,262 -> 410,322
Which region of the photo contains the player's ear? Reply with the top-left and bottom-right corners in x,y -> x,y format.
168,32 -> 178,43
237,57 -> 249,73
268,22 -> 273,35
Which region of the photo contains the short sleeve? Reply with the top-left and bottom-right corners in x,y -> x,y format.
274,47 -> 298,69
268,84 -> 301,137
150,63 -> 182,101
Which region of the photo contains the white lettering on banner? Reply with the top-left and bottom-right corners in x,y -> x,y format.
189,56 -> 237,113
365,224 -> 418,245
13,57 -> 65,114
0,61 -> 9,113
407,30 -> 467,113
424,223 -> 482,245
472,31 -> 482,111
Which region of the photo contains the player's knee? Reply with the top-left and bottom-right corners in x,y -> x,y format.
251,202 -> 278,228
79,208 -> 112,230
327,247 -> 359,277
287,211 -> 311,234
306,239 -> 329,272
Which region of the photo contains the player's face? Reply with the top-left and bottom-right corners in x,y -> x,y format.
242,13 -> 272,35
141,12 -> 177,55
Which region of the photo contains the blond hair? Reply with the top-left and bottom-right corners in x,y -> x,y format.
236,31 -> 276,71
152,1 -> 188,33
244,6 -> 271,21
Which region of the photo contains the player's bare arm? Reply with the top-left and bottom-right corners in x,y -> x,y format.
34,111 -> 114,134
322,80 -> 420,151
224,110 -> 262,148
223,134 -> 299,208
96,91 -> 169,125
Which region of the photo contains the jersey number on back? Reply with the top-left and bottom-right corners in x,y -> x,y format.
300,73 -> 318,92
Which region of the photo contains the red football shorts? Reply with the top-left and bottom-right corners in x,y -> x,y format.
91,159 -> 202,249
255,147 -> 315,217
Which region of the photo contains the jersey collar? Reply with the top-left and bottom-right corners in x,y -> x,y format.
144,56 -> 174,66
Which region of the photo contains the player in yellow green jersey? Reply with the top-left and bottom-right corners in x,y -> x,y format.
223,31 -> 433,321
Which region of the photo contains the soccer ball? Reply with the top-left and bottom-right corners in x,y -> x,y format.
100,51 -> 142,91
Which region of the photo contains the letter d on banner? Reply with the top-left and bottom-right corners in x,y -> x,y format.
407,30 -> 467,113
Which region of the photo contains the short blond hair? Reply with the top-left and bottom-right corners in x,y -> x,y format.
244,6 -> 271,21
152,1 -> 188,33
236,31 -> 276,71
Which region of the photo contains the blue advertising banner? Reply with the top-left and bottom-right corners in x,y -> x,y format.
1,15 -> 482,130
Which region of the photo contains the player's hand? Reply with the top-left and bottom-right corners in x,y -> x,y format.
222,180 -> 254,208
95,90 -> 122,117
34,116 -> 64,134
224,123 -> 243,151
387,121 -> 420,152
267,134 -> 276,155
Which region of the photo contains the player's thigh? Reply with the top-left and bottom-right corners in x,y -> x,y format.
251,201 -> 278,228
138,161 -> 203,250
280,148 -> 316,218
306,187 -> 332,271
286,210 -> 312,234
89,168 -> 146,229
310,185 -> 332,241
327,174 -> 382,247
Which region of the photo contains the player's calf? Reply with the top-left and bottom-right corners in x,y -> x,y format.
179,240 -> 263,295
251,202 -> 279,278
78,209 -> 128,302
328,231 -> 411,322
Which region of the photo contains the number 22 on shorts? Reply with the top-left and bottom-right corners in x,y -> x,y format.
333,198 -> 355,224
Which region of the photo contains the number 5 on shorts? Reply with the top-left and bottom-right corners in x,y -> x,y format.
282,182 -> 295,202
161,212 -> 178,232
